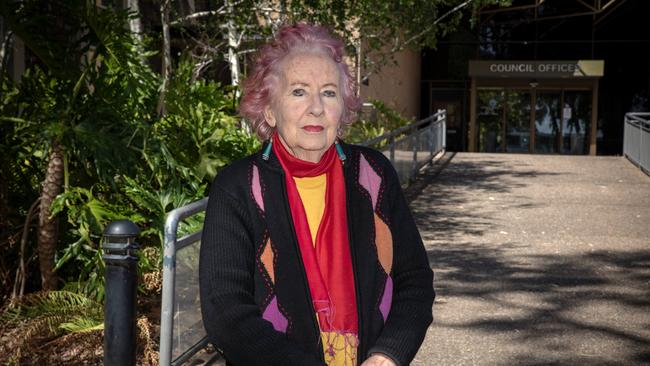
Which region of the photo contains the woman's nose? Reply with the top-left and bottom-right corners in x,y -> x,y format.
309,94 -> 324,116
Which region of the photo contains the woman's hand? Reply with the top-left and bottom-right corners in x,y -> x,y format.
361,353 -> 397,366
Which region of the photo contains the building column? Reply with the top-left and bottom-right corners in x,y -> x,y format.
469,77 -> 477,152
589,79 -> 599,155
529,89 -> 536,153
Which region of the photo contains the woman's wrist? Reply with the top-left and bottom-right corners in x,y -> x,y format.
361,352 -> 397,366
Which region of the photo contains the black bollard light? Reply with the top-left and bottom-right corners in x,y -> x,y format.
103,220 -> 140,366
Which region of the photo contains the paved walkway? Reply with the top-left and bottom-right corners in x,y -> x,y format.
410,153 -> 650,365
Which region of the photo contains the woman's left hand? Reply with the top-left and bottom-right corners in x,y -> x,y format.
361,353 -> 397,366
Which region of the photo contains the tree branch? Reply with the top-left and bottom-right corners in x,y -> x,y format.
392,0 -> 476,53
13,198 -> 40,299
170,9 -> 225,26
192,57 -> 213,82
170,3 -> 289,27
236,48 -> 257,55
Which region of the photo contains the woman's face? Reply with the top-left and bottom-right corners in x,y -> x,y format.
264,51 -> 344,163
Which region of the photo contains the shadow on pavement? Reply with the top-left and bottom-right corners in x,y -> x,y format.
406,153 -> 650,365
407,153 -> 555,241
427,244 -> 650,364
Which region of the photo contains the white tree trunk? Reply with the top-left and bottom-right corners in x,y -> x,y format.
227,28 -> 241,91
126,0 -> 143,43
0,31 -> 13,79
158,0 -> 172,117
224,0 -> 250,133
225,0 -> 241,94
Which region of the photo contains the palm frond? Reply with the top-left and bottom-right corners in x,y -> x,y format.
59,317 -> 104,333
0,290 -> 103,348
2,290 -> 102,323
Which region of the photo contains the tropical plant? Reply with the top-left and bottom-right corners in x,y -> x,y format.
49,186 -> 144,300
121,55 -> 259,247
45,53 -> 259,301
0,0 -> 157,291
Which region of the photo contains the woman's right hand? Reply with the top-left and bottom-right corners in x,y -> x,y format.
361,353 -> 397,366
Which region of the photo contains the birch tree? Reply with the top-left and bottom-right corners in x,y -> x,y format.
157,0 -> 172,116
0,30 -> 13,78
126,0 -> 143,43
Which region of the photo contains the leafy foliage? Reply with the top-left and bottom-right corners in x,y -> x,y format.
0,0 -> 460,323
167,0 -> 513,86
265,0 -> 513,77
0,2 -> 260,302
345,100 -> 415,144
0,2 -> 156,184
49,186 -> 139,300
0,2 -> 159,300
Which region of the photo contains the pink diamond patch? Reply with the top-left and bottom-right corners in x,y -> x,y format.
359,154 -> 381,210
262,296 -> 288,333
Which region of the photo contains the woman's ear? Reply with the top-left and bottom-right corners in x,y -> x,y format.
264,105 -> 276,128
337,123 -> 344,138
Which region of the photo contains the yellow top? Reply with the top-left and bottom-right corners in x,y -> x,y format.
294,174 -> 327,246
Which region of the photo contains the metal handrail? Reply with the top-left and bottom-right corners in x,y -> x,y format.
160,197 -> 209,366
158,110 -> 447,365
623,112 -> 650,175
626,113 -> 650,126
361,109 -> 447,184
359,114 -> 437,147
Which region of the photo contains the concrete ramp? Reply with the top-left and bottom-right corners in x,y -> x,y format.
411,153 -> 650,365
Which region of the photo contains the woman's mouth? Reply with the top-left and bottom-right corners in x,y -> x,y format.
302,125 -> 324,132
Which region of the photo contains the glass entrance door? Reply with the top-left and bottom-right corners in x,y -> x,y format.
476,88 -> 592,154
562,91 -> 592,154
477,89 -> 531,152
505,90 -> 531,153
535,91 -> 561,153
432,92 -> 464,152
477,89 -> 504,152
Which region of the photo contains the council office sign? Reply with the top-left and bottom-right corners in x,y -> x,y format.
468,60 -> 604,78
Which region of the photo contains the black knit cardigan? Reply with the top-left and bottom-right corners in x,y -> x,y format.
199,142 -> 434,366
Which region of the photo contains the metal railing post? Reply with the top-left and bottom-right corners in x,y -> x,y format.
411,124 -> 418,180
439,109 -> 446,150
428,119 -> 434,161
623,114 -> 629,158
103,220 -> 140,366
159,210 -> 178,366
640,116 -> 644,170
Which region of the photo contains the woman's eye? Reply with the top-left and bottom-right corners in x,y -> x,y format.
323,90 -> 336,97
292,89 -> 305,97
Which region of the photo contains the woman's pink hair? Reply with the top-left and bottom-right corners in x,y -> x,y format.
240,23 -> 361,141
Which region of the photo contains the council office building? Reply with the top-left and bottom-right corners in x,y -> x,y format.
467,59 -> 603,155
414,0 -> 649,155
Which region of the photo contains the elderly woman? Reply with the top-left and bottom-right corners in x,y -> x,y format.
199,23 -> 434,366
